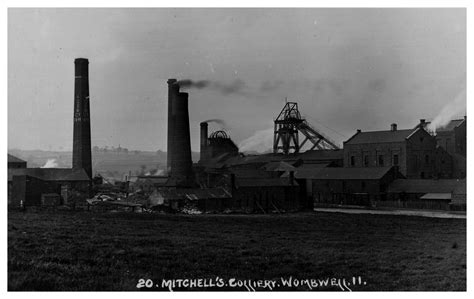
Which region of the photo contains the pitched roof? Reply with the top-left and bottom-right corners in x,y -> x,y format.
236,177 -> 298,187
8,168 -> 90,182
8,154 -> 26,164
230,168 -> 274,179
261,161 -> 296,172
387,179 -> 465,194
420,193 -> 452,200
292,166 -> 394,180
345,129 -> 417,145
437,119 -> 465,132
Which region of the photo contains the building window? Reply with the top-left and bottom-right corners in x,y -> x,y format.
425,155 -> 429,164
420,172 -> 425,179
420,137 -> 424,143
361,182 -> 366,190
350,156 -> 355,166
378,155 -> 384,166
393,154 -> 399,166
364,155 -> 369,167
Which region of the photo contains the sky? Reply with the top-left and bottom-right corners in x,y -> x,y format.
8,8 -> 466,152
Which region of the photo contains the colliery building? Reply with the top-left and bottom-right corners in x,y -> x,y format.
8,58 -> 93,208
8,61 -> 466,213
343,123 -> 454,179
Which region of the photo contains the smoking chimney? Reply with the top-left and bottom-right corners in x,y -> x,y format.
390,123 -> 397,132
167,79 -> 179,173
72,58 -> 92,179
168,88 -> 194,186
200,122 -> 208,162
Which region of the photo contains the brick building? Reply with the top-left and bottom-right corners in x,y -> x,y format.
343,124 -> 446,179
415,118 -> 466,178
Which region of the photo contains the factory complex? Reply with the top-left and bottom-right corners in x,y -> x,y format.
8,59 -> 466,213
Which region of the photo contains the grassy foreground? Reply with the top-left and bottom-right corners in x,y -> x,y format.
8,210 -> 465,291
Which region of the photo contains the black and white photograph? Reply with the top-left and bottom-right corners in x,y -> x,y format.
5,3 -> 468,292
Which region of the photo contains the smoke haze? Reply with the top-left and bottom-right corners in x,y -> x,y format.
41,158 -> 59,168
238,128 -> 274,153
427,89 -> 466,132
178,79 -> 246,95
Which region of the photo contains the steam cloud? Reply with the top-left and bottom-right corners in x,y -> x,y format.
427,89 -> 466,133
177,79 -> 246,95
238,128 -> 274,153
41,158 -> 58,168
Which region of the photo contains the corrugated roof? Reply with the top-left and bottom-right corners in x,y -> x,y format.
345,129 -> 416,145
8,168 -> 90,182
261,161 -> 296,172
201,150 -> 343,169
437,119 -> 465,132
230,168 -> 274,179
420,193 -> 452,200
387,179 -> 465,194
292,167 -> 393,180
236,177 -> 298,187
8,154 -> 26,164
296,163 -> 330,170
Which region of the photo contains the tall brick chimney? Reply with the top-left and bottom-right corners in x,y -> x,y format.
200,122 -> 209,162
72,58 -> 92,179
167,81 -> 195,187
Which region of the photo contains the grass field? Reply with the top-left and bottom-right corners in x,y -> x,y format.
8,210 -> 466,291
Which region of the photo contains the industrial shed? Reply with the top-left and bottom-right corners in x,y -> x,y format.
231,176 -> 301,213
292,166 -> 402,207
385,179 -> 466,210
148,188 -> 232,213
8,154 -> 27,169
8,168 -> 90,207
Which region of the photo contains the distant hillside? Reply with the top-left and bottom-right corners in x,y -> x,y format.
7,149 -> 200,181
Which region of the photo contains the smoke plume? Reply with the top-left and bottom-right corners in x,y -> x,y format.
203,119 -> 227,128
41,158 -> 58,168
427,89 -> 466,133
177,79 -> 246,95
238,128 -> 274,153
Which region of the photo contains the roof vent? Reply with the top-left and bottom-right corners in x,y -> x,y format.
391,123 -> 397,132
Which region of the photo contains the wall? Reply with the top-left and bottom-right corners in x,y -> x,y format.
344,129 -> 441,179
11,175 -> 48,207
383,192 -> 450,210
8,162 -> 27,169
232,185 -> 301,212
454,120 -> 466,156
344,141 -> 407,175
405,129 -> 438,178
434,146 -> 454,178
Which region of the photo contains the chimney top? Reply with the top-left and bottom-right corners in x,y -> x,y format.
167,78 -> 177,84
420,119 -> 426,124
200,122 -> 208,126
391,123 -> 397,131
356,129 -> 361,133
74,58 -> 89,64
